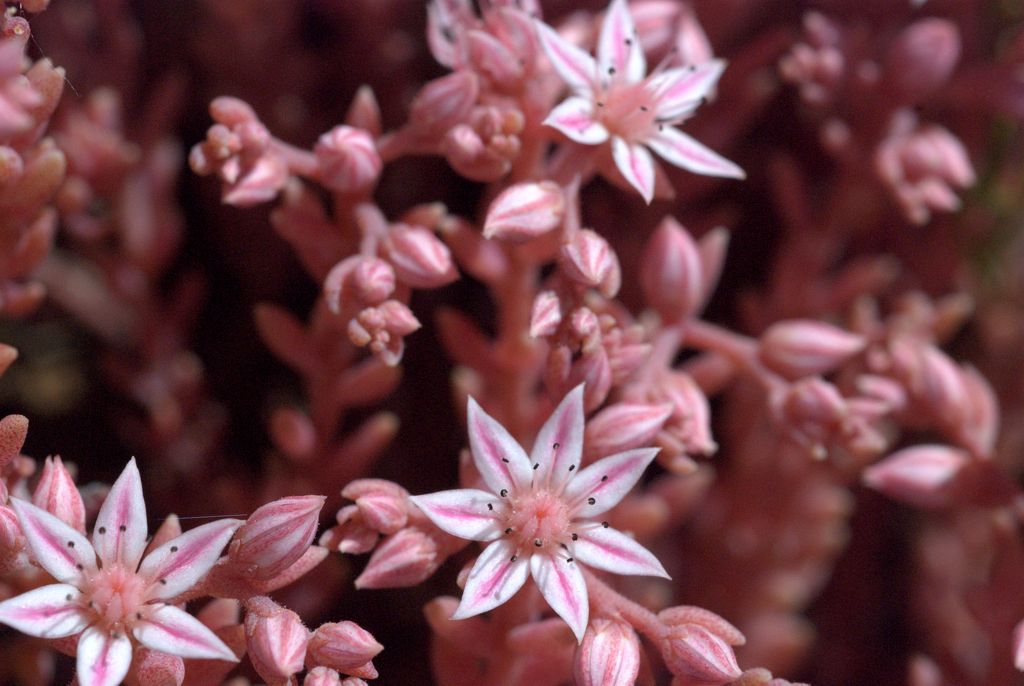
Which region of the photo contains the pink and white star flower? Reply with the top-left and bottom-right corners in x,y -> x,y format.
411,386 -> 668,642
535,0 -> 744,202
0,459 -> 241,686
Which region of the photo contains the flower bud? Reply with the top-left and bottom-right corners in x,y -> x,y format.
641,218 -> 703,323
307,621 -> 383,673
0,414 -> 28,471
377,300 -> 422,336
354,528 -> 439,589
33,456 -> 85,532
324,256 -> 396,313
585,402 -> 673,459
245,597 -> 309,684
466,30 -> 524,87
269,407 -> 317,462
862,444 -> 969,508
483,181 -> 565,242
232,495 -> 326,579
345,86 -> 382,137
342,479 -> 409,535
530,290 -> 563,338
305,667 -> 342,686
659,606 -> 745,646
574,619 -> 640,686
210,96 -> 258,126
559,229 -> 621,297
384,224 -> 458,288
885,19 -> 960,104
660,624 -> 742,684
409,72 -> 479,138
758,320 -> 865,379
659,373 -> 717,458
315,126 -> 382,194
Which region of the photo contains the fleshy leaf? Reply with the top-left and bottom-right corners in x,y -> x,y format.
139,519 -> 243,601
92,458 -> 148,569
451,539 -> 529,619
467,396 -> 532,493
410,489 -> 504,542
645,126 -> 745,179
544,97 -> 609,145
611,137 -> 656,203
597,0 -> 645,83
0,583 -> 90,638
77,626 -> 132,686
565,448 -> 658,518
534,20 -> 597,96
573,525 -> 669,578
11,499 -> 97,584
530,553 -> 589,642
133,604 -> 239,661
531,384 -> 584,489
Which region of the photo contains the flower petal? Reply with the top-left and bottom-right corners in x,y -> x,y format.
530,553 -> 589,642
133,604 -> 239,661
573,525 -> 669,578
611,137 -> 656,203
77,626 -> 132,686
92,458 -> 148,569
598,0 -> 645,83
11,498 -> 97,584
534,19 -> 598,96
544,97 -> 609,145
451,540 -> 529,619
410,489 -> 503,542
0,583 -> 91,638
531,384 -> 584,489
467,396 -> 532,493
565,448 -> 658,518
138,518 -> 243,601
645,126 -> 745,179
649,60 -> 726,121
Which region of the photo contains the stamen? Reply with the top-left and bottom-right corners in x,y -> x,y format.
587,497 -> 596,505
601,475 -> 608,481
597,101 -> 605,107
505,527 -> 513,535
136,612 -> 143,620
170,546 -> 178,552
533,464 -> 540,470
98,527 -> 106,534
568,464 -> 575,471
119,525 -> 127,532
500,489 -> 508,497
510,554 -> 518,562
624,38 -> 633,45
571,533 -> 578,541
159,578 -> 167,585
67,541 -> 74,547
534,539 -> 543,547
65,593 -> 73,601
553,442 -> 560,449
487,503 -> 494,511
640,105 -> 648,112
566,557 -> 574,563
602,521 -> 609,528
501,458 -> 509,463
76,563 -> 84,570
608,66 -> 616,75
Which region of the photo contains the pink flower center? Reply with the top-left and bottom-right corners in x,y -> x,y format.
505,489 -> 572,550
85,564 -> 148,629
596,79 -> 659,143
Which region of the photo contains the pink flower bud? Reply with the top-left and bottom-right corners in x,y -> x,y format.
409,72 -> 479,138
660,624 -> 742,684
466,30 -> 524,86
483,181 -> 565,242
530,290 -> 563,338
574,619 -> 640,686
863,444 -> 969,509
959,366 -> 998,458
244,597 -> 309,684
377,300 -> 422,336
314,126 -> 382,194
342,479 -> 409,535
659,607 -> 745,646
324,256 -> 396,313
345,86 -> 382,138
758,320 -> 866,379
885,19 -> 960,103
232,495 -> 326,580
305,667 -> 342,686
269,407 -> 317,462
0,413 -> 28,470
354,528 -> 439,589
641,218 -> 703,323
384,224 -> 458,288
0,504 -> 25,558
32,455 -> 85,532
559,229 -> 621,297
323,504 -> 378,554
210,96 -> 258,126
221,153 -> 289,207
585,402 -> 673,459
308,621 -> 383,673
659,373 -> 717,458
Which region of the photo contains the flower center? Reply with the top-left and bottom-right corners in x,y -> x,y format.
505,489 -> 572,550
85,564 -> 148,629
597,79 -> 659,143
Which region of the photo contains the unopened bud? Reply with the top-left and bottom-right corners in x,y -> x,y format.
210,96 -> 258,126
885,19 -> 960,103
863,444 -> 969,509
342,479 -> 410,535
483,181 -> 565,242
315,126 -> 382,194
585,402 -> 673,458
305,667 -> 342,686
384,224 -> 458,288
660,624 -> 742,684
33,456 -> 85,532
269,408 -> 317,462
232,495 -> 326,579
641,218 -> 703,322
466,30 -> 524,87
324,256 -> 396,313
244,597 -> 309,683
308,621 -> 383,673
759,320 -> 865,379
559,229 -> 621,297
409,72 -> 479,138
354,528 -> 439,589
659,606 -> 745,646
530,290 -> 563,338
574,619 -> 640,686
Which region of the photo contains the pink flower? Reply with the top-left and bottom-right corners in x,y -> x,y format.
411,385 -> 668,642
0,459 -> 240,686
535,0 -> 743,202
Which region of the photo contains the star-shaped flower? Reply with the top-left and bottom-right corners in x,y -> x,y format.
411,386 -> 668,642
0,459 -> 241,686
535,0 -> 744,202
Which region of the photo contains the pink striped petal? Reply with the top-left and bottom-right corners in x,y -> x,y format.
133,604 -> 239,661
598,0 -> 645,83
534,20 -> 598,96
530,553 -> 589,642
544,97 -> 609,145
645,126 -> 745,179
92,458 -> 148,569
11,499 -> 97,584
77,626 -> 132,686
565,448 -> 657,518
467,396 -> 532,493
410,489 -> 503,541
0,583 -> 91,638
611,137 -> 656,203
451,540 -> 529,619
139,519 -> 243,601
531,385 -> 584,489
573,525 -> 669,578
649,60 -> 726,120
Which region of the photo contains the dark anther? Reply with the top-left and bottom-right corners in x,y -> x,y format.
560,543 -> 569,550
553,442 -> 560,449
98,527 -> 106,534
597,101 -> 605,107
534,539 -> 543,547
533,464 -> 540,470
119,525 -> 127,532
112,632 -> 121,639
65,594 -> 72,601
566,557 -> 574,563
76,563 -> 84,570
625,38 -> 633,45
500,489 -> 508,497
505,527 -> 513,535
571,533 -> 578,541
487,503 -> 494,511
137,613 -> 143,620
608,66 -> 616,75
601,475 -> 608,481
568,464 -> 576,471
658,124 -> 665,131
640,105 -> 648,111
502,458 -> 510,463
159,578 -> 167,585
511,554 -> 518,562
170,546 -> 178,552
602,521 -> 609,528
587,497 -> 596,505
67,541 -> 75,548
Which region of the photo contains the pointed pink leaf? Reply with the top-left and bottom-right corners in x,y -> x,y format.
531,385 -> 584,489
11,499 -> 97,584
573,525 -> 669,578
611,137 -> 656,203
0,583 -> 91,638
77,626 -> 132,686
410,489 -> 503,541
598,0 -> 645,82
133,604 -> 239,661
467,397 -> 532,493
544,97 -> 609,145
92,458 -> 148,569
534,20 -> 598,96
565,448 -> 658,517
530,553 -> 589,642
139,519 -> 243,601
451,539 -> 529,619
645,126 -> 745,179
649,60 -> 725,120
